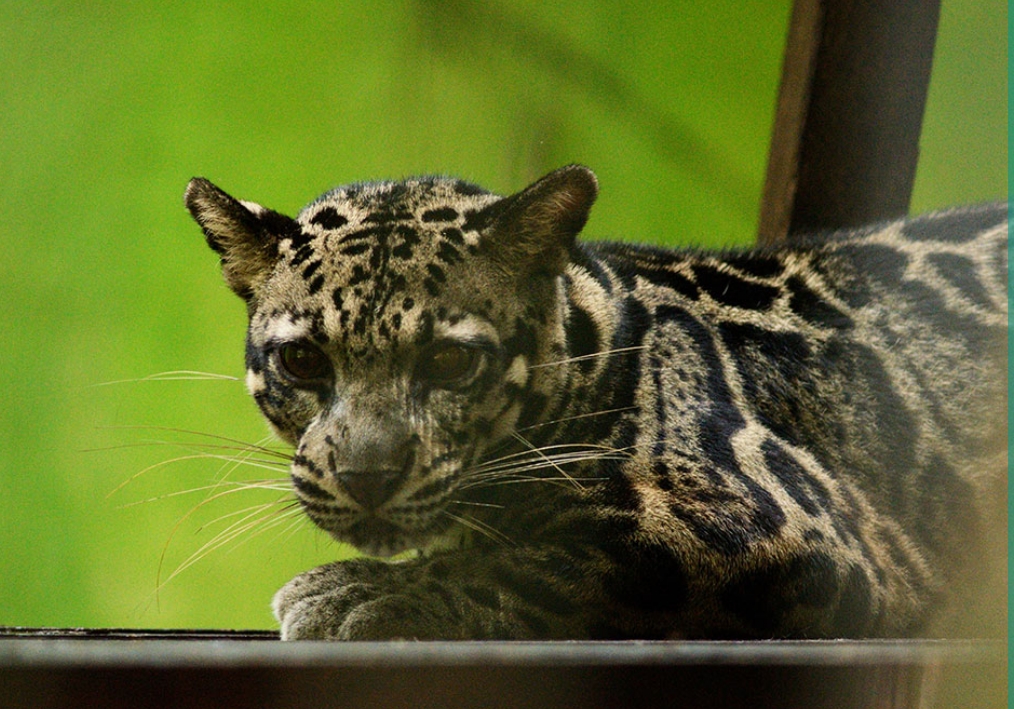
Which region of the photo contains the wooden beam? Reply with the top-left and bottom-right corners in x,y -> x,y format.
758,0 -> 942,244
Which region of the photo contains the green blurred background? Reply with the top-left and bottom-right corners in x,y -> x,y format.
1,1 -> 1006,631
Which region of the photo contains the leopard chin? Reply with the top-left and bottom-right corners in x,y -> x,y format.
341,517 -> 415,558
317,508 -> 466,559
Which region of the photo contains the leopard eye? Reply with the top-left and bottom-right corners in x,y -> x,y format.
277,342 -> 331,383
417,344 -> 480,387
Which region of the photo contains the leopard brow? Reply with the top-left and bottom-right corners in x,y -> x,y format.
432,335 -> 500,357
261,319 -> 313,345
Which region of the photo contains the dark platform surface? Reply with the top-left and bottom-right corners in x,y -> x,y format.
0,629 -> 1005,709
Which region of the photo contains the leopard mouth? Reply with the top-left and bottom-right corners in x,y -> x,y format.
342,518 -> 411,557
340,513 -> 457,558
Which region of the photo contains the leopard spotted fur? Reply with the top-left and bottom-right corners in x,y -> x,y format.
184,166 -> 1007,640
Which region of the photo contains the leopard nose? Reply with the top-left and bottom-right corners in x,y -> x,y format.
335,444 -> 416,511
336,468 -> 404,511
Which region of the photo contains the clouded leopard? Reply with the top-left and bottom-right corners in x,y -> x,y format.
184,166 -> 1007,640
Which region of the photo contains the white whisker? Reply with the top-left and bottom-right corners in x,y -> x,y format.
442,510 -> 515,548
526,345 -> 647,370
90,370 -> 241,387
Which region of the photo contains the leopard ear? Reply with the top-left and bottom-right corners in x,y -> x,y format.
482,165 -> 598,277
184,178 -> 297,302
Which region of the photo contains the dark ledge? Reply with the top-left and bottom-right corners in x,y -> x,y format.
0,628 -> 1005,709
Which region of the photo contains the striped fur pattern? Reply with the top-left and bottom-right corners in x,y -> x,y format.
185,166 -> 1007,640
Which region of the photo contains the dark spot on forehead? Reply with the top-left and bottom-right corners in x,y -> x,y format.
290,244 -> 314,267
436,241 -> 463,264
426,263 -> 447,284
308,274 -> 325,295
341,242 -> 371,257
422,207 -> 460,223
462,209 -> 493,233
347,265 -> 371,286
302,260 -> 321,277
424,279 -> 442,297
310,207 -> 349,231
396,224 -> 421,244
365,209 -> 413,225
288,229 -> 313,250
441,227 -> 465,245
453,180 -> 486,196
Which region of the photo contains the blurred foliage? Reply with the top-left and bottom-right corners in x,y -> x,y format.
0,0 -> 1006,630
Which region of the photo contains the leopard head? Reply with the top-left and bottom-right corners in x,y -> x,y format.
185,166 -> 598,556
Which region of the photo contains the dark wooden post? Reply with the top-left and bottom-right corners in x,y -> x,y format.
758,0 -> 942,244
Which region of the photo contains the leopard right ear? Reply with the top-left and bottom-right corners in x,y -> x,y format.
184,177 -> 297,302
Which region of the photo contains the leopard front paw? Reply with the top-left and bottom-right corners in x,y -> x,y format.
272,559 -> 465,640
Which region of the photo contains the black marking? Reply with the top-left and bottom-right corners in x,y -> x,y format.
291,474 -> 331,502
786,275 -> 854,329
636,264 -> 699,301
436,241 -> 463,264
604,536 -> 689,622
762,439 -> 831,518
341,242 -> 371,257
461,208 -> 493,233
491,561 -> 578,617
835,244 -> 909,308
803,528 -> 825,543
426,263 -> 447,284
453,180 -> 487,196
396,224 -> 421,244
820,336 -> 918,512
423,279 -> 442,297
503,317 -> 538,360
310,207 -> 349,230
302,260 -> 321,280
461,584 -> 499,609
650,353 -> 667,458
441,227 -> 465,245
564,304 -> 600,373
285,228 -> 313,251
347,265 -> 371,287
422,207 -> 459,222
723,252 -> 786,279
244,336 -> 267,375
927,252 -> 995,311
335,227 -> 380,245
656,304 -> 787,548
831,564 -> 873,634
307,274 -> 325,295
364,208 -> 413,225
718,320 -> 823,454
416,310 -> 435,345
692,264 -> 780,310
902,205 -> 1006,243
406,476 -> 455,502
722,551 -> 840,636
289,244 -> 314,268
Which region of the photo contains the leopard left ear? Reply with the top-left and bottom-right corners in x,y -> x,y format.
482,165 -> 598,277
184,178 -> 298,303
